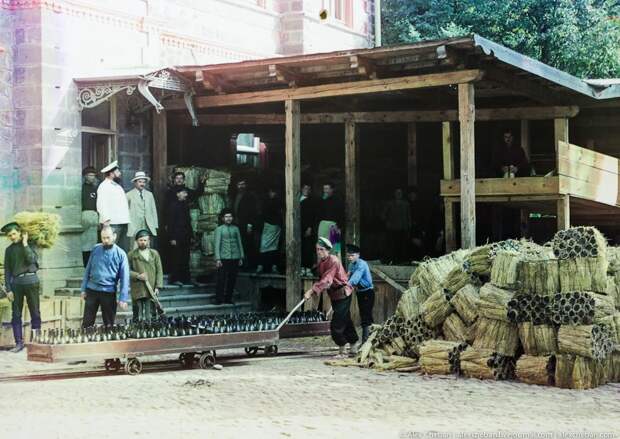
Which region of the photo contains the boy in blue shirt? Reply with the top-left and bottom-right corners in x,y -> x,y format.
346,244 -> 374,343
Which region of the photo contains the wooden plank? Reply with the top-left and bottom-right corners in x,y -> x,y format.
557,158 -> 618,187
369,266 -> 407,294
187,70 -> 484,108
554,118 -> 569,152
285,100 -> 301,311
458,82 -> 476,249
444,199 -> 456,252
407,123 -> 418,186
557,195 -> 570,230
442,121 -> 453,179
440,177 -> 560,197
557,141 -> 619,174
152,110 -> 168,223
168,106 -> 579,124
521,120 -> 530,160
345,119 -> 360,246
558,175 -> 619,207
444,194 -> 561,203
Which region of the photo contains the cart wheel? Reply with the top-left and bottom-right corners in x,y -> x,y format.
125,358 -> 143,376
105,358 -> 121,371
245,346 -> 259,356
199,352 -> 216,369
179,353 -> 195,369
265,345 -> 279,356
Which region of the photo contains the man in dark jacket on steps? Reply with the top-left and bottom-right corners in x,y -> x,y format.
166,186 -> 193,286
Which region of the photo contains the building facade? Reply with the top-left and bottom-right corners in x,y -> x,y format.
0,0 -> 375,294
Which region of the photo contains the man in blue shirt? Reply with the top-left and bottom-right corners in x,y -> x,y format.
81,226 -> 130,327
346,244 -> 374,343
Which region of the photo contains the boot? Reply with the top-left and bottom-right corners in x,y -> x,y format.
10,342 -> 24,353
362,326 -> 370,343
348,342 -> 359,357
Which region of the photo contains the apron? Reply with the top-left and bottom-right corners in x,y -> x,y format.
80,210 -> 99,252
259,222 -> 281,253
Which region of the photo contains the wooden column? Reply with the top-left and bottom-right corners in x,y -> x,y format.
557,195 -> 570,231
345,118 -> 360,246
285,99 -> 301,311
407,123 -> 418,186
554,118 -> 569,151
152,110 -> 168,219
444,199 -> 456,252
458,83 -> 476,249
442,121 -> 454,179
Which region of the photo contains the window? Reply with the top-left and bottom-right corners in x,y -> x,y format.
321,0 -> 353,27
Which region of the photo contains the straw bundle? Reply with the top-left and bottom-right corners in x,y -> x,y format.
508,294 -> 552,325
421,291 -> 453,328
442,313 -> 469,343
557,324 -> 614,360
395,287 -> 424,321
518,322 -> 536,355
202,169 -> 231,194
460,348 -> 515,380
488,239 -> 522,258
559,257 -> 608,294
478,283 -> 513,322
515,355 -> 556,386
610,351 -> 620,383
597,313 -> 620,344
550,292 -> 614,326
442,266 -> 476,294
419,340 -> 468,375
464,245 -> 492,277
572,356 -> 610,390
518,257 -> 559,296
14,211 -> 61,249
201,232 -> 215,256
473,317 -> 519,356
190,209 -> 200,232
450,284 -> 480,325
554,354 -> 576,389
167,166 -> 207,190
605,276 -> 620,311
198,194 -> 227,216
490,251 -> 521,289
552,226 -> 607,260
410,251 -> 468,296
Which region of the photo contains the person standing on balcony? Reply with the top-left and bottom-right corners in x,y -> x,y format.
491,128 -> 531,178
97,161 -> 130,252
126,171 -> 159,250
81,166 -> 99,267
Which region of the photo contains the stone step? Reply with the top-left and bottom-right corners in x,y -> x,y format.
158,293 -> 219,307
55,287 -> 82,297
66,277 -> 83,289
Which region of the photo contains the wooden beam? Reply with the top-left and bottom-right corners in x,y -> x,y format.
458,82 -> 476,249
268,64 -> 299,86
350,55 -> 377,79
442,121 -> 454,180
202,72 -> 233,94
186,70 -> 484,108
285,99 -> 301,311
152,110 -> 168,226
520,120 -> 530,160
557,195 -> 570,230
485,67 -> 565,105
345,119 -> 360,246
554,118 -> 569,153
168,106 -> 579,125
440,177 -> 561,197
407,123 -> 418,186
444,199 -> 456,253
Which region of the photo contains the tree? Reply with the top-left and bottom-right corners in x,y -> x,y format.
382,0 -> 620,78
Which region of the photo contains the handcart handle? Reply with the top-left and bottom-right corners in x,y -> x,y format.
276,298 -> 307,331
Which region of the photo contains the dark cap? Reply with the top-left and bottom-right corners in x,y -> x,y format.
346,244 -> 361,254
134,229 -> 151,240
1,222 -> 20,234
82,166 -> 97,176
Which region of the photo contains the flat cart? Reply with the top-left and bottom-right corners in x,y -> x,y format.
26,300 -> 331,375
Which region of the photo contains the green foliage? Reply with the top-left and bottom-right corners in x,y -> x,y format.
382,0 -> 620,78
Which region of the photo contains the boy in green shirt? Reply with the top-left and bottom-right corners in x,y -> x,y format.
214,209 -> 244,304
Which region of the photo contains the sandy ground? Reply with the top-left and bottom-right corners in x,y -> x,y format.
0,337 -> 619,439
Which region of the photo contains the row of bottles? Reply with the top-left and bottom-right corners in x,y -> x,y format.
31,310 -> 327,345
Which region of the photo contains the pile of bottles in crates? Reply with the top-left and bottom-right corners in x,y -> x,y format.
31,311 -> 327,344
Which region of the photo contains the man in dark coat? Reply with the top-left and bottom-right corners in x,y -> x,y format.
300,183 -> 318,275
232,179 -> 258,269
166,186 -> 193,286
490,129 -> 531,177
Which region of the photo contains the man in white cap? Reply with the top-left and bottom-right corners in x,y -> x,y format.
126,171 -> 159,249
97,161 -> 130,251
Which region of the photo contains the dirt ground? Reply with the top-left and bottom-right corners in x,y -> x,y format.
1,337 -> 619,439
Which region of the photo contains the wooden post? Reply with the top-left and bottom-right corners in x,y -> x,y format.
458,83 -> 476,249
554,118 -> 569,152
442,121 -> 453,180
285,99 -> 301,311
345,118 -> 360,246
557,195 -> 570,231
444,199 -> 456,252
152,110 -> 168,220
407,123 -> 418,186
520,120 -> 530,160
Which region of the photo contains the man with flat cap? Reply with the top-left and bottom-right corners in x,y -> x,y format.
2,222 -> 41,352
346,244 -> 375,343
81,166 -> 99,266
97,160 -> 130,252
127,229 -> 163,322
304,237 -> 359,358
126,171 -> 159,250
81,225 -> 129,327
